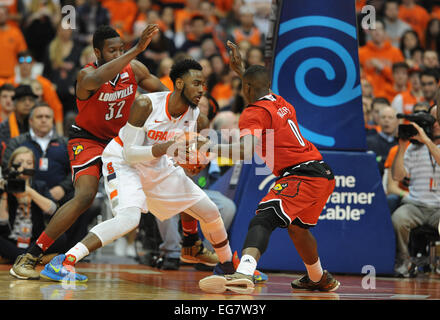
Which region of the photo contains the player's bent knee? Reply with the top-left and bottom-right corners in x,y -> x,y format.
243,208 -> 285,254
249,208 -> 284,232
90,207 -> 141,246
199,216 -> 228,245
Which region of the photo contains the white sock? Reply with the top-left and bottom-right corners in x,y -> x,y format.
65,242 -> 90,265
304,258 -> 323,282
236,254 -> 257,276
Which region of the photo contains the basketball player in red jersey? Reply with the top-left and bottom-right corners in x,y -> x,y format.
199,41 -> 340,294
10,24 -> 169,280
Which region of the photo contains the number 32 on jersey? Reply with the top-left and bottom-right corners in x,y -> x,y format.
105,101 -> 125,120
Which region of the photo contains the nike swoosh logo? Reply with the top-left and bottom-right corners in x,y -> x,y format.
154,120 -> 163,123
50,263 -> 61,273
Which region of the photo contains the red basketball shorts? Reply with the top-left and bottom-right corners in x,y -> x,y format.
68,138 -> 107,183
257,174 -> 335,229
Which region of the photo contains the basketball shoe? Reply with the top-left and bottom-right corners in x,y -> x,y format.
10,253 -> 42,280
40,254 -> 88,283
180,240 -> 219,266
199,270 -> 255,294
291,270 -> 340,291
231,251 -> 268,283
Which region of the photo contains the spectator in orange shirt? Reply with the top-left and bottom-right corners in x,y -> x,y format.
0,85 -> 36,150
0,83 -> 15,123
376,62 -> 410,104
102,0 -> 138,40
230,5 -> 262,48
392,69 -> 424,115
207,53 -> 233,108
174,0 -> 201,33
157,57 -> 174,91
6,51 -> 64,136
398,0 -> 430,41
180,15 -> 210,59
0,6 -> 27,80
211,0 -> 233,18
174,0 -> 201,48
358,19 -> 405,97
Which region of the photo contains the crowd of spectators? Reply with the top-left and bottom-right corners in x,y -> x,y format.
357,0 -> 440,277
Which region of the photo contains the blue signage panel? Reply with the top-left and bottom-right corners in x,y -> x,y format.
272,0 -> 366,150
212,151 -> 395,275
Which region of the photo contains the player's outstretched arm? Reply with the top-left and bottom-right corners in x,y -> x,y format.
209,134 -> 258,162
227,40 -> 245,78
131,59 -> 169,93
77,24 -> 159,98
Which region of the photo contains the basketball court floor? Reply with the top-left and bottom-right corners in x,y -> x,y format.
1,257 -> 439,301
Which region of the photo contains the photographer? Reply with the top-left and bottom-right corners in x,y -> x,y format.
0,147 -> 67,266
391,105 -> 440,277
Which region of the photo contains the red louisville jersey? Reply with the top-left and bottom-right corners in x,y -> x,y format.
239,93 -> 322,176
75,63 -> 138,141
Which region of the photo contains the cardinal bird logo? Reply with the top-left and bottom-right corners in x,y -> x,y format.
72,144 -> 84,159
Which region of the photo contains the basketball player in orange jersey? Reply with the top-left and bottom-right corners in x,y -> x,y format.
199,41 -> 340,294
37,59 -> 234,282
10,24 -> 169,280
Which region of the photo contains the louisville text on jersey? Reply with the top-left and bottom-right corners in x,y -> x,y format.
98,84 -> 135,102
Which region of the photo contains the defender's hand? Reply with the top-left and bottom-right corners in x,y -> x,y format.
135,24 -> 159,54
227,40 -> 245,77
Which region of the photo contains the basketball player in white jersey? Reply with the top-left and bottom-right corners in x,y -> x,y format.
39,59 -> 235,282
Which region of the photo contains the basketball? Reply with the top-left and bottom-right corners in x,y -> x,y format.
175,132 -> 210,171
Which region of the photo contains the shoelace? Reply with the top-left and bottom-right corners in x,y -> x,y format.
22,258 -> 38,268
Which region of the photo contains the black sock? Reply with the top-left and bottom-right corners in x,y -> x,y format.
28,243 -> 44,257
182,233 -> 199,247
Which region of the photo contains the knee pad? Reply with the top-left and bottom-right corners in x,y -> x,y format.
199,216 -> 228,246
90,207 -> 141,246
249,207 -> 285,231
243,208 -> 284,255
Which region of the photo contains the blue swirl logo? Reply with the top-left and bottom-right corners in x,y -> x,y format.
272,16 -> 362,147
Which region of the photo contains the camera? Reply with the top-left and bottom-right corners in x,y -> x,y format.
2,164 -> 34,193
397,112 -> 436,144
